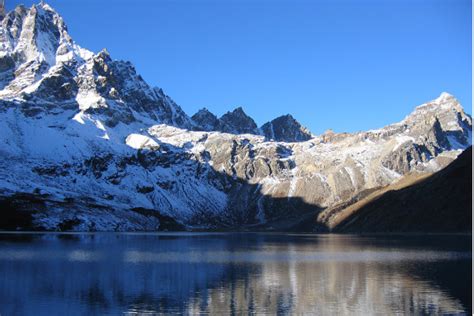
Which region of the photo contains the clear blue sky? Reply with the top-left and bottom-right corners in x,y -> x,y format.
10,0 -> 472,134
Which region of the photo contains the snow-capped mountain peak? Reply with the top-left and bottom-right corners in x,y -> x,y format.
0,2 -> 192,129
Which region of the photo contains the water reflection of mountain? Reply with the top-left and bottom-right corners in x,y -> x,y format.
0,234 -> 240,315
0,233 -> 470,315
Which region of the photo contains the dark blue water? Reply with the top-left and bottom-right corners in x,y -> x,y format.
0,233 -> 470,315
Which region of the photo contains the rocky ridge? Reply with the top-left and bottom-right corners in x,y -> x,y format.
0,2 -> 471,231
191,107 -> 312,142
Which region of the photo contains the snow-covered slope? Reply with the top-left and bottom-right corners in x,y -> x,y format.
0,3 -> 471,231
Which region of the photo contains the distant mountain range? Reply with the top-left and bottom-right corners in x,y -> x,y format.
0,2 -> 471,232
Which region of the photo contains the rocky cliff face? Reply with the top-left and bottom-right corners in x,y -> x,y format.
0,3 -> 471,231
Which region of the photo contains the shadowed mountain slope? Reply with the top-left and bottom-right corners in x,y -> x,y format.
331,147 -> 472,233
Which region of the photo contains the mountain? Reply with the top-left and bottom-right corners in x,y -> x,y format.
329,146 -> 472,233
217,107 -> 260,135
191,108 -> 312,142
261,114 -> 312,142
0,3 -> 192,128
191,108 -> 219,131
0,3 -> 471,231
192,106 -> 260,135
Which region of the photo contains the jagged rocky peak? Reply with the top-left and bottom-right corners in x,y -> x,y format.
0,2 -> 87,99
191,107 -> 219,131
0,1 -> 83,67
85,46 -> 192,128
191,107 -> 314,142
400,92 -> 472,147
261,114 -> 312,142
218,106 -> 259,134
403,92 -> 470,125
0,2 -> 193,129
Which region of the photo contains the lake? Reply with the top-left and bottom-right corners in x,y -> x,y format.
0,232 -> 470,315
